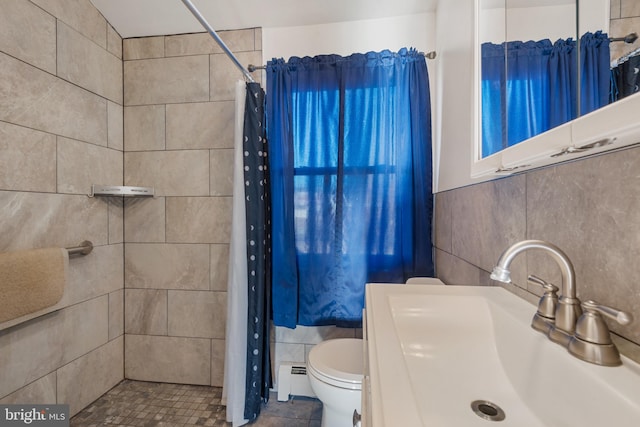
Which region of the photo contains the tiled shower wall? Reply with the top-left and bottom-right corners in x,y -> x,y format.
610,0 -> 640,61
0,0 -> 124,416
121,30 -> 262,386
120,30 -> 359,390
434,145 -> 640,347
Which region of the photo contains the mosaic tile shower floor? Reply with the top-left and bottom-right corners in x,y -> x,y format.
70,380 -> 322,427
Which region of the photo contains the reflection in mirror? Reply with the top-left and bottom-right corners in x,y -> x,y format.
608,2 -> 640,103
479,0 -> 613,158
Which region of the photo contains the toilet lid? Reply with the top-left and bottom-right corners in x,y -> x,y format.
308,338 -> 363,385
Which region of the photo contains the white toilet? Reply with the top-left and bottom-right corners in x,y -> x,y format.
307,338 -> 363,427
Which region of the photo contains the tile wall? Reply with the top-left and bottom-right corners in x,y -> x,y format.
434,145 -> 640,348
121,30 -> 262,387
120,29 -> 359,391
0,0 -> 124,416
610,0 -> 640,61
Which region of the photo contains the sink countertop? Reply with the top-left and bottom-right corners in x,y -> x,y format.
364,283 -> 640,427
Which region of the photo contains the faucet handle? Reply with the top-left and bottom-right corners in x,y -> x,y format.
582,300 -> 632,326
575,300 -> 633,345
527,275 -> 559,334
528,275 -> 559,293
528,275 -> 558,319
569,301 -> 633,366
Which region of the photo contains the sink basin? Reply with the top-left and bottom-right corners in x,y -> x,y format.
364,284 -> 640,427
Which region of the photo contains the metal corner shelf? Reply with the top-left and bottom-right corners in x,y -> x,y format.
89,185 -> 155,198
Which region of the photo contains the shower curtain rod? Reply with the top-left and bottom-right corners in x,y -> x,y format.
609,32 -> 638,44
180,0 -> 255,82
247,51 -> 438,72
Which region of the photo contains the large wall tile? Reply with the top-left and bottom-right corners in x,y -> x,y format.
57,337 -> 124,416
125,289 -> 168,335
108,200 -> 124,244
125,243 -> 210,290
0,296 -> 108,397
610,16 -> 640,59
0,191 -> 108,252
164,33 -> 218,57
210,244 -> 229,291
57,137 -> 123,195
124,55 -> 209,106
166,101 -> 234,149
435,249 -> 483,286
66,244 -> 123,303
168,290 -> 226,339
0,372 -> 56,403
0,121 -> 56,193
166,197 -> 233,243
30,0 -> 107,48
450,175 -> 527,287
58,296 -> 110,363
611,0 -> 621,18
0,53 -> 108,146
255,28 -> 262,51
125,151 -> 209,197
123,197 -> 166,243
272,343 -> 306,382
165,29 -> 256,57
125,335 -> 211,385
107,24 -> 123,59
527,148 -> 640,344
621,0 -> 640,17
434,191 -> 452,253
109,289 -> 124,340
123,36 -> 164,60
211,339 -> 225,387
124,105 -> 165,151
274,326 -> 357,345
210,51 -> 262,101
0,0 -> 56,73
210,149 -> 234,196
108,101 -> 124,151
57,21 -> 123,104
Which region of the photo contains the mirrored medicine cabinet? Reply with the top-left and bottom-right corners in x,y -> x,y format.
472,0 -> 640,178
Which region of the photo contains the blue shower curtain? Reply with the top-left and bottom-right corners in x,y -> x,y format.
267,48 -> 433,329
242,82 -> 271,421
482,32 -> 610,157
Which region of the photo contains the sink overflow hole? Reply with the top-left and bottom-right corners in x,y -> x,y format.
471,400 -> 506,422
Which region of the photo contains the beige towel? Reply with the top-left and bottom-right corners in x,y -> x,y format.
0,247 -> 68,323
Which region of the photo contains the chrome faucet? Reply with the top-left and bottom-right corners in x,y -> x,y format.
490,240 -> 582,346
491,240 -> 633,366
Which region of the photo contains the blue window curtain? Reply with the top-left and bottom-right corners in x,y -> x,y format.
482,31 -> 610,157
506,40 -> 553,146
580,32 -> 611,114
481,42 -> 507,156
267,48 -> 433,329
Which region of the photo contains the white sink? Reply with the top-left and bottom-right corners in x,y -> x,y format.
364,284 -> 640,427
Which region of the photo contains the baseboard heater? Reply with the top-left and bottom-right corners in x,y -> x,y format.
277,362 -> 316,401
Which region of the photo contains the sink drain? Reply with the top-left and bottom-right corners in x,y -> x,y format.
470,400 -> 506,422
